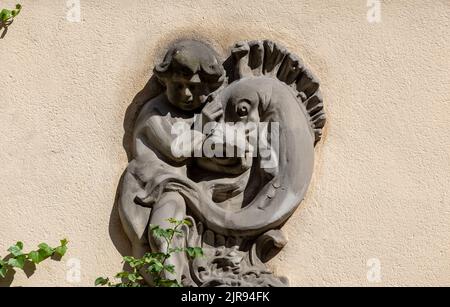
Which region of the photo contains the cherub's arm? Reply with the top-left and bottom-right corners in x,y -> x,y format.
134,105 -> 190,164
133,96 -> 223,163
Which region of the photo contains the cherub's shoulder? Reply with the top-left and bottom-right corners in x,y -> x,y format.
138,94 -> 167,116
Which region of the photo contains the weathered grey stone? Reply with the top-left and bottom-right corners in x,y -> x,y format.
118,39 -> 325,286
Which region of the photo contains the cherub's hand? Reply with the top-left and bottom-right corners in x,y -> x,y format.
194,97 -> 223,132
202,97 -> 223,123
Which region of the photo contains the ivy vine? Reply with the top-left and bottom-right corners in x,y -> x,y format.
0,239 -> 68,279
95,218 -> 203,287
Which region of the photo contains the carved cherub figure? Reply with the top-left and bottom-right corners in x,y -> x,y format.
120,39 -> 326,287
120,40 -> 224,284
134,40 -> 224,159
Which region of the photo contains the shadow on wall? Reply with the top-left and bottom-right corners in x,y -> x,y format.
122,75 -> 164,162
109,173 -> 131,258
108,75 -> 164,258
0,20 -> 12,39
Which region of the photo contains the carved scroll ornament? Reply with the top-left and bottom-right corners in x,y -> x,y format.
118,39 -> 325,287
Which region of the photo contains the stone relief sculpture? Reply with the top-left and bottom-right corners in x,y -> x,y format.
118,39 -> 325,287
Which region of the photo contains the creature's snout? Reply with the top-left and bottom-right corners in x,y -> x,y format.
198,123 -> 254,174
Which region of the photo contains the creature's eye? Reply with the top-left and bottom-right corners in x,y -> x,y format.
236,101 -> 251,117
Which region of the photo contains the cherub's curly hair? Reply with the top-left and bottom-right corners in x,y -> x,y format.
154,40 -> 224,84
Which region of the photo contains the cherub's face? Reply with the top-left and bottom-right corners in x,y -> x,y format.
165,73 -> 221,111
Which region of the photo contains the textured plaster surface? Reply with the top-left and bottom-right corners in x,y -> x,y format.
0,0 -> 449,286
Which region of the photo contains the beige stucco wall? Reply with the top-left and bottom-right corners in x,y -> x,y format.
0,0 -> 449,287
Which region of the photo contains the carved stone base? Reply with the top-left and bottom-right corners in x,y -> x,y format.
182,222 -> 289,287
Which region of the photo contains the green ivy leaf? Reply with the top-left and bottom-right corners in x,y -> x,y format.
170,281 -> 182,287
95,277 -> 109,286
28,251 -> 41,264
147,261 -> 164,273
55,239 -> 68,257
185,247 -> 204,259
0,259 -> 7,276
169,247 -> 184,253
130,282 -> 143,287
142,252 -> 166,264
115,271 -> 129,279
0,9 -> 11,22
183,219 -> 193,226
164,264 -> 175,274
54,245 -> 67,257
29,248 -> 52,263
7,255 -> 26,269
167,218 -> 179,224
0,4 -> 21,21
0,266 -> 8,278
122,256 -> 135,263
156,279 -> 180,287
37,243 -> 54,257
151,226 -> 172,239
125,256 -> 145,269
7,241 -> 24,257
127,273 -> 142,283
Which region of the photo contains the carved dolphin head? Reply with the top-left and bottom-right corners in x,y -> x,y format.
198,76 -> 313,178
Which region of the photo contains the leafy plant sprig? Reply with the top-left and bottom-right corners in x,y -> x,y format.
95,218 -> 203,287
0,239 -> 68,279
0,4 -> 21,24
